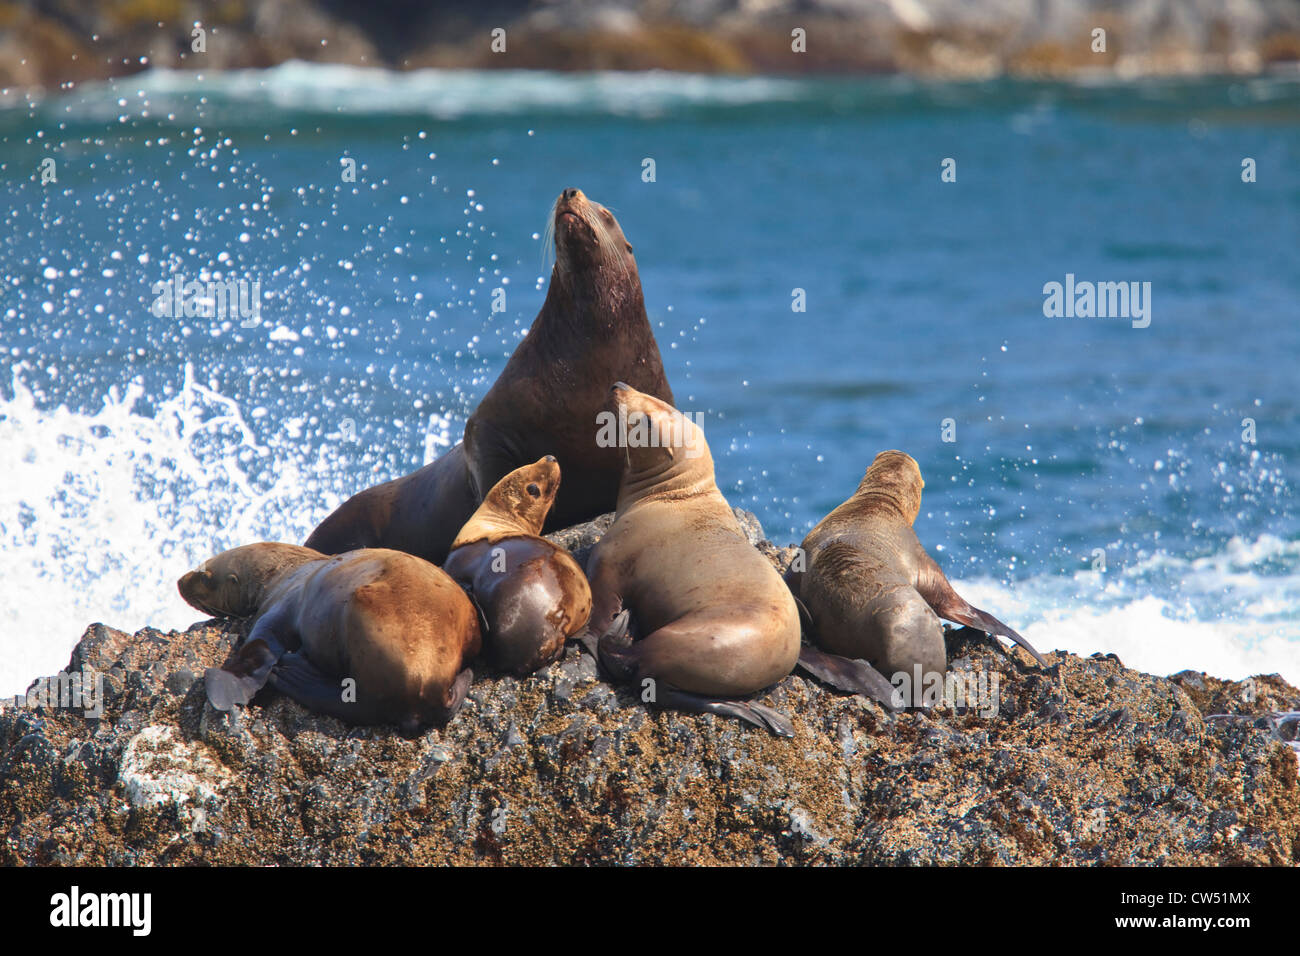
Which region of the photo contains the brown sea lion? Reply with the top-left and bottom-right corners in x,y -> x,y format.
786,450 -> 1048,708
303,187 -> 674,565
178,543 -> 481,734
584,384 -> 801,737
444,455 -> 592,675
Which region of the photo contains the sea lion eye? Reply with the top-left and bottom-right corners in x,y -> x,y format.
526,483 -> 541,498
625,242 -> 633,253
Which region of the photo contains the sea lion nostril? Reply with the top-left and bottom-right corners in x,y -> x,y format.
562,187 -> 579,201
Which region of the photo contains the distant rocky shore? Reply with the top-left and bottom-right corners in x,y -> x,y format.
2,509 -> 1298,866
3,0 -> 1300,90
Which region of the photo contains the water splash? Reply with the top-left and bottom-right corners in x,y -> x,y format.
0,363 -> 454,695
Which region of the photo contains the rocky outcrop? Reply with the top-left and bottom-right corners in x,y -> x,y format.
2,510 -> 1297,865
4,0 -> 1300,89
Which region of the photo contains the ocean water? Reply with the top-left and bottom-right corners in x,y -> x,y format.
1,63 -> 1297,694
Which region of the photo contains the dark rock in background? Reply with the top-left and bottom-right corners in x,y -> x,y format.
3,0 -> 1300,89
2,510 -> 1297,865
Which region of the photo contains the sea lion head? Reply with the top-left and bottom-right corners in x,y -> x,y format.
451,456 -> 562,547
857,450 -> 924,524
547,187 -> 636,281
178,543 -> 319,618
607,382 -> 711,494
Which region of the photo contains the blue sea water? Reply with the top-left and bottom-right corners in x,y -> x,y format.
1,63 -> 1297,693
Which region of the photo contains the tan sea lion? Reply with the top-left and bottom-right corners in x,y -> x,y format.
304,187 -> 675,565
178,543 -> 481,735
787,450 -> 1048,708
444,455 -> 592,675
584,383 -> 801,737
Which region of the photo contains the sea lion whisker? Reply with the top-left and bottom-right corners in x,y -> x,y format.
540,197 -> 559,272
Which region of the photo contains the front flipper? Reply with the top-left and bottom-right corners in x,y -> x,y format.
440,667 -> 474,724
461,585 -> 490,636
595,613 -> 635,681
657,686 -> 795,738
204,608 -> 294,711
797,645 -> 903,711
915,552 -> 1048,667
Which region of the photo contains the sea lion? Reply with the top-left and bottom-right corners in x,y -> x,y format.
304,187 -> 674,565
786,450 -> 1048,708
444,455 -> 592,675
178,543 -> 481,734
585,383 -> 801,737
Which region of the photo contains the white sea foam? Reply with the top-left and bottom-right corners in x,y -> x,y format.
957,536 -> 1300,686
0,365 -> 453,696
46,62 -> 806,122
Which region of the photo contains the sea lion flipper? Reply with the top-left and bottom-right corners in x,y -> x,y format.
461,585 -> 490,635
204,616 -> 291,712
657,687 -> 795,738
441,668 -> 475,722
603,608 -> 631,641
596,619 -> 636,681
267,651 -> 354,717
914,552 -> 1048,667
203,667 -> 265,712
796,645 -> 903,711
954,607 -> 1049,668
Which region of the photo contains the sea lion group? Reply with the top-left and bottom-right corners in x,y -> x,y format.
179,188 -> 1048,738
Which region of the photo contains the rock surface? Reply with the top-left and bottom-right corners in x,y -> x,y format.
3,0 -> 1300,88
2,510 -> 1298,865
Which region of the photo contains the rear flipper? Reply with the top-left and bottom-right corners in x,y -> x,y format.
797,645 -> 903,711
204,609 -> 293,711
658,686 -> 795,738
267,651 -> 361,721
946,606 -> 1048,667
268,655 -> 475,736
915,552 -> 1048,667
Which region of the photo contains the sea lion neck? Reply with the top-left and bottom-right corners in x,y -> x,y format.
252,546 -> 326,604
848,489 -> 919,525
542,259 -> 646,336
617,454 -> 716,511
451,509 -> 532,549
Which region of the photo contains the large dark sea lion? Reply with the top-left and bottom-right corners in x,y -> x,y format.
586,384 -> 801,737
787,450 -> 1048,707
444,456 -> 592,675
304,188 -> 674,565
178,543 -> 481,734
